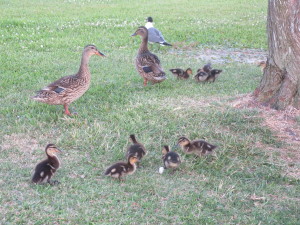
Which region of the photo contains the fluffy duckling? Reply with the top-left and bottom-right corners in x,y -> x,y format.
258,61 -> 266,72
32,144 -> 62,184
159,145 -> 181,174
104,156 -> 139,181
131,26 -> 166,86
206,69 -> 223,82
169,68 -> 192,79
194,71 -> 209,82
32,45 -> 105,116
126,134 -> 147,167
177,136 -> 217,157
197,63 -> 212,73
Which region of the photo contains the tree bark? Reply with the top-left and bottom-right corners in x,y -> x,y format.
254,0 -> 300,109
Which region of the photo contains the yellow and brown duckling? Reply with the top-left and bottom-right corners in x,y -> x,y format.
197,62 -> 212,73
195,63 -> 222,83
131,26 -> 166,86
126,134 -> 147,167
32,45 -> 105,116
32,144 -> 62,185
258,61 -> 266,72
169,68 -> 192,79
159,145 -> 181,174
177,136 -> 217,157
104,156 -> 139,181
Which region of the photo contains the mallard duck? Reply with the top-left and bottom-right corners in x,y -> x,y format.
206,69 -> 223,82
258,61 -> 266,72
104,156 -> 138,181
194,71 -> 209,82
145,17 -> 172,46
131,26 -> 166,86
126,134 -> 147,167
32,45 -> 105,116
159,145 -> 181,174
197,63 -> 212,73
32,144 -> 62,184
169,68 -> 192,79
177,136 -> 217,156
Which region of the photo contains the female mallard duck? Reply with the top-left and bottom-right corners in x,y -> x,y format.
169,68 -> 192,79
177,136 -> 217,156
32,144 -> 62,184
131,26 -> 166,86
126,134 -> 147,167
104,156 -> 139,181
159,145 -> 181,174
32,45 -> 105,116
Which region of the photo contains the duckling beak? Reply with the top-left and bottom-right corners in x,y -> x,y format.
96,51 -> 106,57
131,32 -> 137,37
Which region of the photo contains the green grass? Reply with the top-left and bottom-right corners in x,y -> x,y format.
1,0 -> 300,224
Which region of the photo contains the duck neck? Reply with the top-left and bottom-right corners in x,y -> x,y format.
138,36 -> 149,54
77,52 -> 91,78
47,155 -> 60,169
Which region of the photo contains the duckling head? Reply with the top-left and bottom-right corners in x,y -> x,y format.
129,156 -> 139,165
186,68 -> 193,75
177,137 -> 190,147
131,26 -> 148,38
83,44 -> 106,57
146,17 -> 153,22
162,145 -> 170,156
45,144 -> 62,157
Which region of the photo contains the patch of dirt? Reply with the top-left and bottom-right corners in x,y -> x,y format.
170,47 -> 267,64
231,94 -> 300,179
1,133 -> 42,167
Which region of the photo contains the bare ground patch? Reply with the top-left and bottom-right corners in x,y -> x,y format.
231,94 -> 300,179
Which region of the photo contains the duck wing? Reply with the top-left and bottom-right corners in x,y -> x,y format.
137,53 -> 166,79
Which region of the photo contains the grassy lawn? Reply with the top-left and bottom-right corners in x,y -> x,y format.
1,0 -> 299,224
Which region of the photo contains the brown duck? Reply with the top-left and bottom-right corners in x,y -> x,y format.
169,68 -> 192,79
32,144 -> 62,185
126,134 -> 147,167
131,26 -> 166,86
177,136 -> 217,157
104,156 -> 139,181
32,45 -> 105,115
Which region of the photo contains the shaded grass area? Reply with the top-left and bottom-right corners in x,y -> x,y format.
1,0 -> 299,224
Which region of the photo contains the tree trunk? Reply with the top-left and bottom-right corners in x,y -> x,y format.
254,0 -> 300,109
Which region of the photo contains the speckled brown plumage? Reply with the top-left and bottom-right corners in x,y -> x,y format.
178,136 -> 217,157
32,45 -> 105,115
32,144 -> 62,185
169,68 -> 192,79
131,26 -> 166,86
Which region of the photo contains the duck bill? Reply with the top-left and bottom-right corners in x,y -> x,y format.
96,51 -> 106,57
131,32 -> 137,37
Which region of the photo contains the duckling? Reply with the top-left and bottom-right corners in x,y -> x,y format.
197,63 -> 212,73
126,134 -> 147,167
169,68 -> 192,79
194,71 -> 209,82
104,156 -> 139,181
145,17 -> 172,46
258,61 -> 266,72
177,136 -> 217,157
206,69 -> 223,82
159,145 -> 181,174
131,26 -> 166,86
32,45 -> 105,116
32,144 -> 62,184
